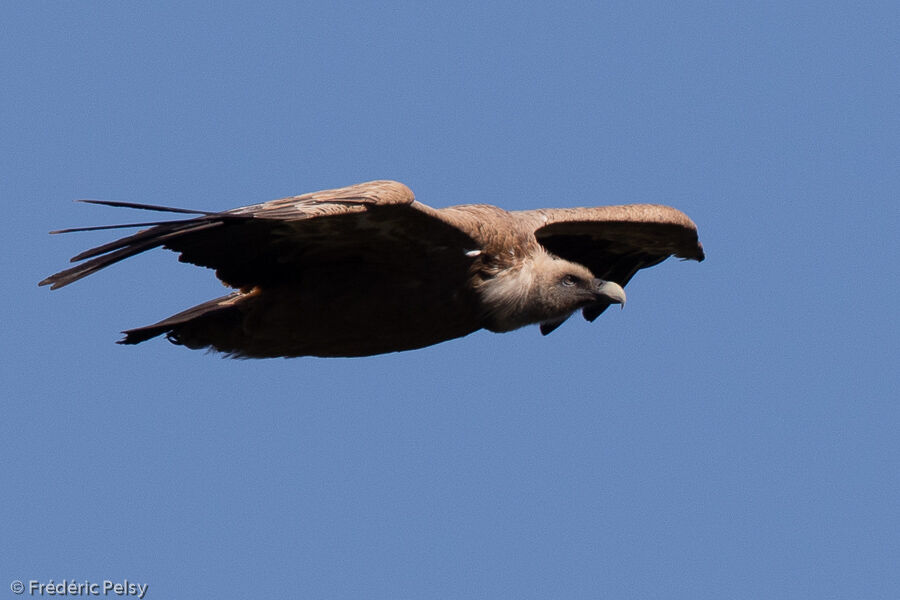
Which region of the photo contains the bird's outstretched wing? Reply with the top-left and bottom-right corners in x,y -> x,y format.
40,180 -> 477,291
517,204 -> 704,321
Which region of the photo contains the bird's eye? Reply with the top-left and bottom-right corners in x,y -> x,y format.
562,275 -> 578,286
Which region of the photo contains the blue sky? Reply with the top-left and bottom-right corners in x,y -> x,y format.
2,2 -> 898,599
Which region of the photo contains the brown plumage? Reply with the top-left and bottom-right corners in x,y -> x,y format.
40,180 -> 704,358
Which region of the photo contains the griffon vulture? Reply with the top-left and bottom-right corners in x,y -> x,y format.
40,180 -> 704,358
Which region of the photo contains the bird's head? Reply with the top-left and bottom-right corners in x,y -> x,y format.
478,250 -> 625,333
532,255 -> 626,317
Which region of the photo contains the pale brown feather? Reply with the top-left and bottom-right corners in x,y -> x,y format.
515,204 -> 704,321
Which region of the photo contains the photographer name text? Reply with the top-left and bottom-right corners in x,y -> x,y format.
13,580 -> 148,599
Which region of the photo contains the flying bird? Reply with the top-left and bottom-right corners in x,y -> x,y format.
40,180 -> 704,358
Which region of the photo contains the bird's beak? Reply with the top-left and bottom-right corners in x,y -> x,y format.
595,280 -> 626,309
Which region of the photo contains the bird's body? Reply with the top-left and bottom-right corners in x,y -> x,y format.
41,180 -> 704,357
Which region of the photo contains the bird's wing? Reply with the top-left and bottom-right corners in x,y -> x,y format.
40,180 -> 478,290
517,204 -> 704,321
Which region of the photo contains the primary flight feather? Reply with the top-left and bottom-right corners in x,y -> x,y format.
40,180 -> 704,357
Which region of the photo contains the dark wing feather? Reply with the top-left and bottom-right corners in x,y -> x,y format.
516,204 -> 704,321
40,180 -> 477,291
